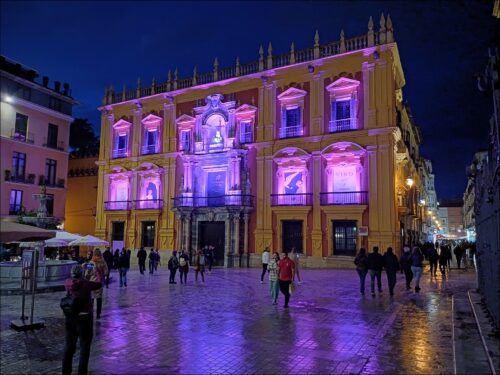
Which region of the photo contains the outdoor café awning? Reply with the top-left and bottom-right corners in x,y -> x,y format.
0,221 -> 56,243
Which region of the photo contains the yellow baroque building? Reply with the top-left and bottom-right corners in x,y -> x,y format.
95,16 -> 426,267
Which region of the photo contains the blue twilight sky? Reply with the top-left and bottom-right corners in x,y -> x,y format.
1,1 -> 498,200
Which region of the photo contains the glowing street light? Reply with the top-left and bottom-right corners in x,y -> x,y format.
4,94 -> 13,103
405,177 -> 414,187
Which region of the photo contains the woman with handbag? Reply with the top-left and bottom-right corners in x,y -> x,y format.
87,249 -> 108,319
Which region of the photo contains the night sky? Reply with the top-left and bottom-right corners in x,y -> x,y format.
1,1 -> 498,200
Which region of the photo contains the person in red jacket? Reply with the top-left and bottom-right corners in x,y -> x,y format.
278,251 -> 295,308
62,264 -> 102,375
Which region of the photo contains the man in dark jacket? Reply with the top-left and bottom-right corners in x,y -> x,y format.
102,247 -> 113,288
454,245 -> 464,269
367,246 -> 384,296
62,264 -> 102,375
400,247 -> 413,290
118,248 -> 129,287
428,245 -> 439,276
383,247 -> 400,296
137,247 -> 147,275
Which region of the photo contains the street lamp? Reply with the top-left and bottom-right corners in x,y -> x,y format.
4,94 -> 13,103
405,177 -> 414,187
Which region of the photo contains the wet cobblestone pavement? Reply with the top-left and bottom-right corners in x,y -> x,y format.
0,267 -> 483,374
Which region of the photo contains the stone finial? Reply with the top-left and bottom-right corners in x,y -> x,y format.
193,66 -> 197,85
136,79 -> 141,98
314,30 -> 320,58
367,16 -> 374,47
340,29 -> 346,53
213,57 -> 219,81
122,84 -> 126,101
259,45 -> 264,71
267,42 -> 273,69
173,68 -> 178,90
103,86 -> 108,105
151,77 -> 156,94
290,42 -> 296,64
386,14 -> 394,43
236,56 -> 240,76
379,13 -> 387,44
168,69 -> 172,82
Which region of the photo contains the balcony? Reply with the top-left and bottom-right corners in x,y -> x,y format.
43,139 -> 66,151
271,193 -> 313,206
329,118 -> 357,133
104,201 -> 132,210
320,191 -> 368,205
112,148 -> 128,159
134,199 -> 164,210
141,144 -> 160,155
240,132 -> 253,144
279,125 -> 303,139
10,129 -> 34,144
172,195 -> 254,208
4,171 -> 36,185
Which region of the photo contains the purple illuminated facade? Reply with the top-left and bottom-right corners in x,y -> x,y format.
95,19 -> 428,267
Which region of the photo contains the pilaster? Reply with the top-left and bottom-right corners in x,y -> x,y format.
362,62 -> 376,129
163,100 -> 175,153
311,152 -> 323,256
310,73 -> 324,136
132,103 -> 143,157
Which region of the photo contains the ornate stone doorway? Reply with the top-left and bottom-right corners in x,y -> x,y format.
198,221 -> 225,266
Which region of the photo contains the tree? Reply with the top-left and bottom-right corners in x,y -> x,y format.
70,118 -> 99,154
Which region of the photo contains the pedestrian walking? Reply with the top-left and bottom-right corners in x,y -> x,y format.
62,264 -> 102,375
354,247 -> 369,294
102,247 -> 113,288
268,252 -> 280,305
439,245 -> 448,276
168,251 -> 179,284
454,245 -> 464,269
137,247 -> 147,275
278,251 -> 295,308
118,248 -> 129,287
383,247 -> 400,296
445,245 -> 452,272
148,249 -> 156,274
411,246 -> 424,293
290,247 -> 302,284
86,249 -> 108,319
400,246 -> 413,290
367,246 -> 384,296
260,245 -> 270,283
207,246 -> 215,272
195,250 -> 206,283
178,250 -> 189,284
112,249 -> 120,270
428,245 -> 439,277
154,249 -> 161,271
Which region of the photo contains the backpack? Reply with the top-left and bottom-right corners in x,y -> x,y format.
60,292 -> 83,317
179,257 -> 187,267
167,258 -> 173,270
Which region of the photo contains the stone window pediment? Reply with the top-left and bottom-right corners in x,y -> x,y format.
326,77 -> 360,94
277,87 -> 307,103
112,119 -> 132,130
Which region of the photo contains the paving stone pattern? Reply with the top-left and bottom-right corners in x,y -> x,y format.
0,266 -> 478,374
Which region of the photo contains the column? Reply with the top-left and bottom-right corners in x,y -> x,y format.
225,216 -> 232,266
95,163 -> 107,238
311,152 -> 323,257
184,215 -> 191,253
233,214 -> 240,266
243,213 -> 249,267
362,62 -> 376,128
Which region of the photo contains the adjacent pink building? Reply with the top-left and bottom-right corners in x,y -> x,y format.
0,56 -> 78,224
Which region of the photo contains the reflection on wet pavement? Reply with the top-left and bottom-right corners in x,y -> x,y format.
0,267 -> 476,374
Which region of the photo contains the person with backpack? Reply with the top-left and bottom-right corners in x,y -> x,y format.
354,247 -> 369,294
118,248 -> 129,287
383,247 -> 400,297
148,249 -> 156,274
168,251 -> 179,284
367,246 -> 384,296
178,250 -> 189,284
439,245 -> 448,276
195,249 -> 206,283
62,264 -> 102,375
427,245 -> 439,277
154,249 -> 161,271
86,249 -> 108,319
400,246 -> 413,290
102,247 -> 113,288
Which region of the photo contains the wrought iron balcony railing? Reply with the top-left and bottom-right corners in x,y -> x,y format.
134,199 -> 164,210
112,148 -> 128,159
279,125 -> 303,139
328,118 -> 357,133
240,132 -> 253,144
141,144 -> 160,155
43,138 -> 66,151
10,129 -> 34,144
104,201 -> 132,210
320,191 -> 368,205
271,193 -> 313,206
172,194 -> 254,208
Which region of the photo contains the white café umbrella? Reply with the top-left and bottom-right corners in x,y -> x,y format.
68,235 -> 109,247
44,238 -> 70,247
44,231 -> 83,247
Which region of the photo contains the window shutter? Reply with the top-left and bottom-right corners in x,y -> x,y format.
281,108 -> 287,128
331,100 -> 337,122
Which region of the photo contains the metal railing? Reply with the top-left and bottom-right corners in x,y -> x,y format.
271,193 -> 313,206
279,125 -> 303,139
9,204 -> 22,215
141,144 -> 160,155
172,194 -> 254,208
43,138 -> 66,151
104,201 -> 132,210
240,132 -> 253,144
112,148 -> 128,159
134,199 -> 164,210
10,129 -> 34,144
320,191 -> 368,205
329,118 -> 357,133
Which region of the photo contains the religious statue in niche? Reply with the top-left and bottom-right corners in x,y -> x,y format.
146,182 -> 158,201
283,171 -> 304,194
